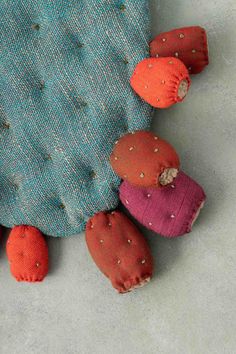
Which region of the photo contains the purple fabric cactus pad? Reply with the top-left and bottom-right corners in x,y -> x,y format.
119,171 -> 206,238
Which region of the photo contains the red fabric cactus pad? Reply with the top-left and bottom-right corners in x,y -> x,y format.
6,225 -> 49,282
130,57 -> 190,108
150,26 -> 209,75
86,211 -> 153,293
110,130 -> 180,188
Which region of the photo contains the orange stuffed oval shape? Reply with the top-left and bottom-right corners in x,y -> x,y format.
6,225 -> 49,282
86,211 -> 153,293
110,130 -> 180,188
130,57 -> 191,108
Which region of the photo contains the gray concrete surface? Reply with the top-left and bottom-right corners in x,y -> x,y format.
0,1 -> 236,353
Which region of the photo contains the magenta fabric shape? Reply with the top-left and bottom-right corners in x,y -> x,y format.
119,171 -> 206,238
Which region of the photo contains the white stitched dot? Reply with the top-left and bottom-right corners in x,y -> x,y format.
117,259 -> 121,264
127,239 -> 132,244
124,174 -> 127,178
3,122 -> 11,129
169,60 -> 173,64
114,156 -> 118,160
154,136 -> 158,140
175,52 -> 179,57
125,199 -> 129,205
179,33 -> 185,39
170,214 -> 175,219
192,49 -> 196,53
129,146 -> 134,151
156,98 -> 160,102
147,193 -> 151,198
100,239 -> 104,243
36,262 -> 40,267
140,172 -> 145,178
90,224 -> 94,229
144,85 -> 148,89
108,222 -> 112,227
161,80 -> 165,84
90,171 -> 96,179
171,184 -> 175,189
45,154 -> 52,161
39,81 -> 45,90
32,23 -> 40,31
154,148 -> 159,152
115,140 -> 118,145
148,64 -> 153,68
148,222 -> 153,226
156,53 -> 159,58
141,259 -> 146,264
162,38 -> 166,42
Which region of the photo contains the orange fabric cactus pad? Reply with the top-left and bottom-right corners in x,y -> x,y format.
110,130 -> 180,188
130,57 -> 190,108
150,26 -> 209,75
6,225 -> 49,282
86,211 -> 153,293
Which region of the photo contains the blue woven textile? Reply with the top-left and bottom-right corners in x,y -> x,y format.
0,0 -> 152,237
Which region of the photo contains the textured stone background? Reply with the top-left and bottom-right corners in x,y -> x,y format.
0,0 -> 235,353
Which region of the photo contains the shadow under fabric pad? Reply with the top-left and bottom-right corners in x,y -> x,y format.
0,1 -> 152,236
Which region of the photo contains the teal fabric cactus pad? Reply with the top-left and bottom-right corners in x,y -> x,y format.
0,0 -> 152,236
